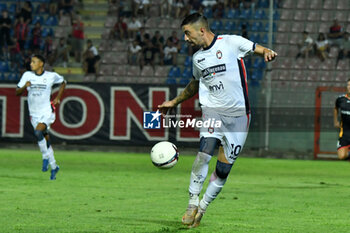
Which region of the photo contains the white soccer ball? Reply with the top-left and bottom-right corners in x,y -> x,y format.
150,141 -> 179,169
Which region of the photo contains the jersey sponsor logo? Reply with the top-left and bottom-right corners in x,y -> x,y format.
197,58 -> 205,63
201,64 -> 226,78
216,50 -> 222,59
209,81 -> 224,92
30,84 -> 47,90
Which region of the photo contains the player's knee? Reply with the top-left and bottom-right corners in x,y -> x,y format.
338,152 -> 348,160
34,130 -> 44,141
199,137 -> 219,156
215,160 -> 232,179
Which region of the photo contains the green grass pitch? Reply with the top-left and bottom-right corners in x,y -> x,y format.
0,149 -> 350,233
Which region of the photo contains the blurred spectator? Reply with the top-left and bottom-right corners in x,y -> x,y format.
108,0 -> 120,16
36,2 -> 48,14
84,40 -> 100,73
59,0 -> 74,20
50,37 -> 69,67
83,50 -> 98,76
168,30 -> 180,50
212,1 -> 225,19
15,16 -> 29,51
133,0 -> 150,17
31,22 -> 42,54
71,15 -> 84,62
127,17 -> 142,39
226,0 -> 240,8
142,40 -> 156,68
49,0 -> 58,16
135,27 -> 147,46
43,35 -> 54,61
8,36 -> 23,70
109,16 -> 128,41
171,0 -> 185,18
128,39 -> 142,65
336,32 -> 350,66
202,0 -> 217,7
296,31 -> 314,59
190,0 -> 203,11
163,38 -> 178,65
241,23 -> 248,39
0,10 -> 12,59
315,33 -> 329,62
160,0 -> 172,18
240,0 -> 256,10
20,1 -> 32,24
328,19 -> 344,47
152,30 -> 165,63
84,39 -> 100,61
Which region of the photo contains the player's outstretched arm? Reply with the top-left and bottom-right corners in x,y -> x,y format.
334,107 -> 340,128
52,81 -> 66,106
254,44 -> 278,62
15,81 -> 31,96
158,79 -> 199,115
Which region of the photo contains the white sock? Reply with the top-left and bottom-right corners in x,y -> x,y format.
188,152 -> 212,205
47,146 -> 57,170
38,139 -> 49,160
200,172 -> 227,211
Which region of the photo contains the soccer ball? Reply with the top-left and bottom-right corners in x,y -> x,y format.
150,141 -> 179,169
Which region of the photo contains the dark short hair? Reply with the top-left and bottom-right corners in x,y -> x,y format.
347,78 -> 350,82
32,54 -> 46,64
181,13 -> 208,29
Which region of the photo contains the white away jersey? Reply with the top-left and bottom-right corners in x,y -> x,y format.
193,35 -> 255,116
17,71 -> 65,117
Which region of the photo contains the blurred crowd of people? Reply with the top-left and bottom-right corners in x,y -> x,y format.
296,19 -> 350,66
0,0 -> 83,75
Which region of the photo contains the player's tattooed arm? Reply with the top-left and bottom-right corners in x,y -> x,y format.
16,81 -> 31,96
174,79 -> 199,105
158,79 -> 199,115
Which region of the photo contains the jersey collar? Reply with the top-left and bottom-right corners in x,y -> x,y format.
35,70 -> 45,76
203,35 -> 217,51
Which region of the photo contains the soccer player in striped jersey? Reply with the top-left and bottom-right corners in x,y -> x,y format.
16,54 -> 66,180
158,13 -> 277,228
334,79 -> 350,160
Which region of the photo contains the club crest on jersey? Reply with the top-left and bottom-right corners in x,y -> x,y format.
216,50 -> 222,59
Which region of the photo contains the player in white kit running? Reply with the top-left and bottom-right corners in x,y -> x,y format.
16,54 -> 66,180
158,13 -> 277,228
